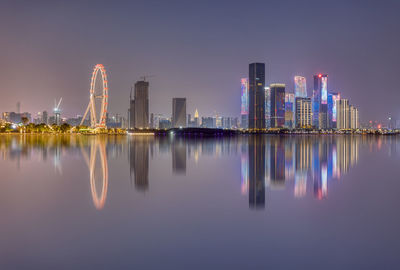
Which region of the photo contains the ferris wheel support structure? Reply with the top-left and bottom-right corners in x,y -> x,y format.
80,64 -> 109,128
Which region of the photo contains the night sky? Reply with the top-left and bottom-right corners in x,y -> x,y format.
1,0 -> 399,123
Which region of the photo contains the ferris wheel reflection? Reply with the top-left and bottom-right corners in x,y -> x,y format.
81,137 -> 109,210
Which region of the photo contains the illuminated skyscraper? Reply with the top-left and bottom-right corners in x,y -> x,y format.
265,87 -> 271,128
336,99 -> 349,129
294,76 -> 307,98
314,74 -> 328,129
285,93 -> 295,128
194,109 -> 199,127
295,97 -> 312,128
248,63 -> 265,129
312,89 -> 320,128
328,92 -> 340,129
350,105 -> 359,129
240,78 -> 249,129
327,94 -> 333,129
270,83 -> 285,128
172,98 -> 186,128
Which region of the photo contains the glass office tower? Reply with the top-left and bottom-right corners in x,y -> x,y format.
294,76 -> 307,98
270,83 -> 285,128
249,63 -> 266,129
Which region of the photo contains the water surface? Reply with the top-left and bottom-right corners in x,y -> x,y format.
0,134 -> 399,269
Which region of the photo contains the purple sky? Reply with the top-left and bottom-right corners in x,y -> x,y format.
1,0 -> 399,123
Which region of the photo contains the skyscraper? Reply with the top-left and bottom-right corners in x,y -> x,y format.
129,88 -> 134,128
294,76 -> 307,98
194,109 -> 199,127
295,97 -> 312,128
42,110 -> 48,124
240,78 -> 249,129
331,93 -> 340,128
270,83 -> 285,128
248,63 -> 265,129
312,89 -> 320,128
327,92 -> 340,129
150,113 -> 154,129
314,74 -> 328,129
285,93 -> 295,128
350,105 -> 359,129
130,81 -> 149,129
337,99 -> 349,129
172,98 -> 186,128
265,87 -> 271,128
54,111 -> 61,125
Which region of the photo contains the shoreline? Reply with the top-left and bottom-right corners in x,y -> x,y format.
0,130 -> 398,136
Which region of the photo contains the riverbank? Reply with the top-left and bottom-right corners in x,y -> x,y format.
1,126 -> 399,136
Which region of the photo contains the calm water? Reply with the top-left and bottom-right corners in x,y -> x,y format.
1,134 -> 400,269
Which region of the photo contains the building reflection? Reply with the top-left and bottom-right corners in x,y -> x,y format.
0,134 -> 387,211
241,135 -> 361,207
248,136 -> 265,209
129,136 -> 152,191
270,137 -> 285,189
172,138 -> 187,174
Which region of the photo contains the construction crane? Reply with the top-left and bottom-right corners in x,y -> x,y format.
53,98 -> 62,113
53,98 -> 62,125
140,75 -> 155,82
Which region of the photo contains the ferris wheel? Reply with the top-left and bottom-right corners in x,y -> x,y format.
80,64 -> 108,128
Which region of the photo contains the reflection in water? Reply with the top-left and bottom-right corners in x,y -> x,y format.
248,136 -> 266,209
81,137 -> 109,210
129,136 -> 152,191
242,136 -> 361,208
270,137 -> 285,189
1,134 -> 394,211
172,138 -> 187,175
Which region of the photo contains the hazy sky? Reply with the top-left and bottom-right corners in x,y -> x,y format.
1,0 -> 399,123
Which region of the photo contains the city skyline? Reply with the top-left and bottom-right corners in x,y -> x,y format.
1,1 -> 400,123
2,1 -> 400,268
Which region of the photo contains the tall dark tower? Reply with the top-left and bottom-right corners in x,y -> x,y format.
172,98 -> 187,128
132,80 -> 149,129
248,63 -> 266,129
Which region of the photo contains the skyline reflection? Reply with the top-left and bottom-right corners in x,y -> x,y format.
241,135 -> 360,206
0,134 -> 395,211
